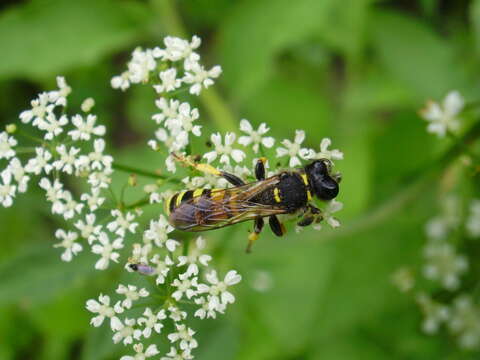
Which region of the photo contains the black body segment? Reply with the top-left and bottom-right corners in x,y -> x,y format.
165,159 -> 340,243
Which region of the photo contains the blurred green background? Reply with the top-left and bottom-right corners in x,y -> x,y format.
1,0 -> 480,359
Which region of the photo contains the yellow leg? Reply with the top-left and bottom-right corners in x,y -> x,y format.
246,232 -> 259,253
171,152 -> 221,176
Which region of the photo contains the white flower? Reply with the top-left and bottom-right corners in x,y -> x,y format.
60,190 -> 84,219
150,254 -> 174,284
161,346 -> 193,360
391,267 -> 415,293
154,35 -> 201,62
113,318 -> 137,345
238,119 -> 274,153
7,158 -> 29,193
48,76 -> 71,105
322,199 -> 343,228
420,90 -> 464,137
143,215 -> 178,251
107,210 -> 138,237
153,128 -> 189,153
75,213 -> 102,244
19,92 -> 54,125
416,293 -> 450,334
92,232 -> 124,270
449,295 -> 480,349
167,324 -> 198,350
121,344 -> 159,360
183,60 -> 222,95
111,71 -> 131,91
137,308 -> 166,338
194,297 -> 224,319
116,284 -> 149,309
37,113 -> 68,140
276,130 -> 313,167
0,132 -> 17,159
309,138 -> 344,162
154,68 -> 182,93
0,170 -> 16,207
168,306 -> 187,323
81,97 -> 95,112
165,102 -> 201,137
88,169 -> 112,189
423,241 -> 468,290
68,114 -> 106,141
54,229 -> 82,262
25,147 -> 53,175
198,270 -> 242,311
85,294 -> 123,330
80,188 -> 105,211
466,199 -> 480,238
85,139 -> 113,171
177,236 -> 211,277
424,196 -> 460,240
128,48 -> 157,84
250,270 -> 274,293
203,132 -> 246,165
53,145 -> 80,174
172,276 -> 199,301
152,98 -> 180,125
39,178 -> 64,214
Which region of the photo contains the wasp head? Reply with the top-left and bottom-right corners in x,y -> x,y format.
305,159 -> 339,201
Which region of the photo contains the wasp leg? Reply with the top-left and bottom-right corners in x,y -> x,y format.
297,204 -> 322,227
255,157 -> 267,181
246,217 -> 264,253
297,216 -> 314,227
269,215 -> 286,237
308,204 -> 321,215
172,152 -> 245,186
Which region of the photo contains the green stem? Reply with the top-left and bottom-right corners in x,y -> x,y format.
125,196 -> 151,210
151,0 -> 237,132
112,162 -> 167,180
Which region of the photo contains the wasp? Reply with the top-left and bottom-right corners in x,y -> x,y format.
165,154 -> 340,252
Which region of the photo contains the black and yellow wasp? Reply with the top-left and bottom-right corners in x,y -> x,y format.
165,154 -> 340,252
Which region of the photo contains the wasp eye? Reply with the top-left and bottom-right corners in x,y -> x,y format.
318,177 -> 339,200
305,160 -> 339,200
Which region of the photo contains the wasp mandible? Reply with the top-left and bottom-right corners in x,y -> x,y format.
165,154 -> 340,252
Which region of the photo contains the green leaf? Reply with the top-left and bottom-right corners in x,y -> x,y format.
242,74 -> 332,137
471,0 -> 480,54
218,0 -> 334,100
234,239 -> 336,358
0,0 -> 150,80
0,243 -> 96,306
370,10 -> 461,98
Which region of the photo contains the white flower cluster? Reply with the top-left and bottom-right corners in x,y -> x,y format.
111,36 -> 222,174
2,34 -> 346,360
420,90 -> 464,138
86,234 -> 241,360
0,77 -> 126,268
393,194 -> 480,349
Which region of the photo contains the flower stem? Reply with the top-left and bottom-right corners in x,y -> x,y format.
150,0 -> 237,133
112,162 -> 168,180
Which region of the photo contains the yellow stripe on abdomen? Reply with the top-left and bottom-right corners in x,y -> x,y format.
274,187 -> 282,203
301,173 -> 312,201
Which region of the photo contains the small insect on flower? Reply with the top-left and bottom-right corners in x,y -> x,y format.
165,154 -> 341,252
127,261 -> 156,276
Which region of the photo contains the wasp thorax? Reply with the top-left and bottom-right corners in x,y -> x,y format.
305,160 -> 339,201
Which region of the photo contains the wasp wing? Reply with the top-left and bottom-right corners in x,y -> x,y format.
170,177 -> 286,231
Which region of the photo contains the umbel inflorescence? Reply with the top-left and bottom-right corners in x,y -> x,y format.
392,92 -> 480,350
0,36 -> 343,359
